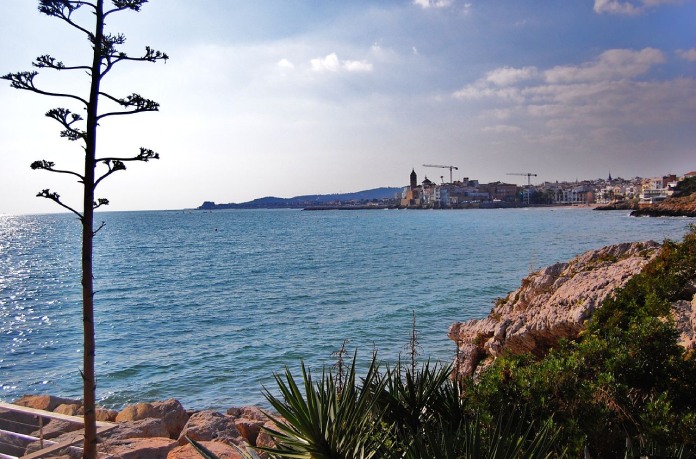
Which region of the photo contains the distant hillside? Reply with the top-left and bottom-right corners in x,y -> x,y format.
198,187 -> 402,210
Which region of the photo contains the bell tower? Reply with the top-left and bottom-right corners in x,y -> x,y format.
410,169 -> 417,189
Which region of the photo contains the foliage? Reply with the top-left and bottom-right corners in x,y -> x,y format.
468,227 -> 696,457
257,354 -> 561,459
673,176 -> 696,197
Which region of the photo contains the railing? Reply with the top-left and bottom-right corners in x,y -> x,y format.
0,401 -> 116,459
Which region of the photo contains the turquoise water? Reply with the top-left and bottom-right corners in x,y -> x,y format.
0,208 -> 691,409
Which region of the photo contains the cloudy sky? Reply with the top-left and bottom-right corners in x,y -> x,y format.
1,0 -> 694,214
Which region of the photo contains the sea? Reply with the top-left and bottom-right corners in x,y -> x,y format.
0,208 -> 692,410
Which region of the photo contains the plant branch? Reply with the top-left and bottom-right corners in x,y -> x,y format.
36,188 -> 83,220
46,108 -> 87,142
94,160 -> 126,187
105,0 -> 148,17
1,71 -> 88,106
97,147 -> 160,163
96,92 -> 159,119
33,54 -> 91,72
31,160 -> 85,181
38,0 -> 95,37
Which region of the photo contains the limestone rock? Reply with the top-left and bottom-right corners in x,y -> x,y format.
449,241 -> 660,378
177,410 -> 244,446
167,441 -> 245,459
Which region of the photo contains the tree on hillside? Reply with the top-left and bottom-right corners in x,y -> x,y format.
2,1 -> 167,457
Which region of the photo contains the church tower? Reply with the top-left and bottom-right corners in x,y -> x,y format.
410,169 -> 417,189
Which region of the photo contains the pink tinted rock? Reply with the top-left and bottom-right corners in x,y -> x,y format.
99,437 -> 177,459
101,418 -> 169,440
115,399 -> 189,439
167,441 -> 245,459
177,410 -> 244,446
227,406 -> 267,422
255,420 -> 279,450
31,418 -> 83,439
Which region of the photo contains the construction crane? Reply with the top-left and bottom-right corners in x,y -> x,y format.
507,172 -> 538,205
423,164 -> 459,184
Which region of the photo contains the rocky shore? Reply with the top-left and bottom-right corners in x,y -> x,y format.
0,395 -> 275,458
630,193 -> 696,217
449,240 -> 696,378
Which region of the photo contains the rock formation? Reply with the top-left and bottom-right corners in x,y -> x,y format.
0,395 -> 274,459
631,193 -> 696,217
449,241 -> 664,378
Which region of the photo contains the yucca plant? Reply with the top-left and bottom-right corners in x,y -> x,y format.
403,413 -> 562,459
370,360 -> 452,440
260,354 -> 394,459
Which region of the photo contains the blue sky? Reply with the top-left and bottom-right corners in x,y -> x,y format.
1,0 -> 694,214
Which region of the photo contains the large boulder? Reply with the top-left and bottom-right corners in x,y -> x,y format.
255,420 -> 279,450
449,241 -> 661,377
177,410 -> 244,446
101,418 -> 169,440
54,403 -> 82,416
98,437 -> 177,459
30,418 -> 83,440
226,406 -> 268,446
116,399 -> 189,439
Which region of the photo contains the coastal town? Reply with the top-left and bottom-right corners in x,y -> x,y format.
395,168 -> 696,209
199,168 -> 696,211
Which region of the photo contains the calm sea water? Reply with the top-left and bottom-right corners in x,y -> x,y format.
0,208 -> 692,410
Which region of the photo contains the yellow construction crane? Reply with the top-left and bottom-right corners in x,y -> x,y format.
423,164 -> 458,183
507,172 -> 538,205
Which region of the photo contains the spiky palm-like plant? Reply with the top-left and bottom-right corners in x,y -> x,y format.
261,355 -> 392,459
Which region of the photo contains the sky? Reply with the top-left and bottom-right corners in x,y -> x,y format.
0,0 -> 694,214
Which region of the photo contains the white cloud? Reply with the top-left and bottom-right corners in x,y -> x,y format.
482,124 -> 522,133
311,53 -> 341,72
676,48 -> 696,62
485,66 -> 538,86
277,58 -> 295,70
544,48 -> 664,83
452,84 -> 523,102
310,53 -> 373,73
413,0 -> 454,9
452,47 -> 696,145
593,0 -> 680,15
